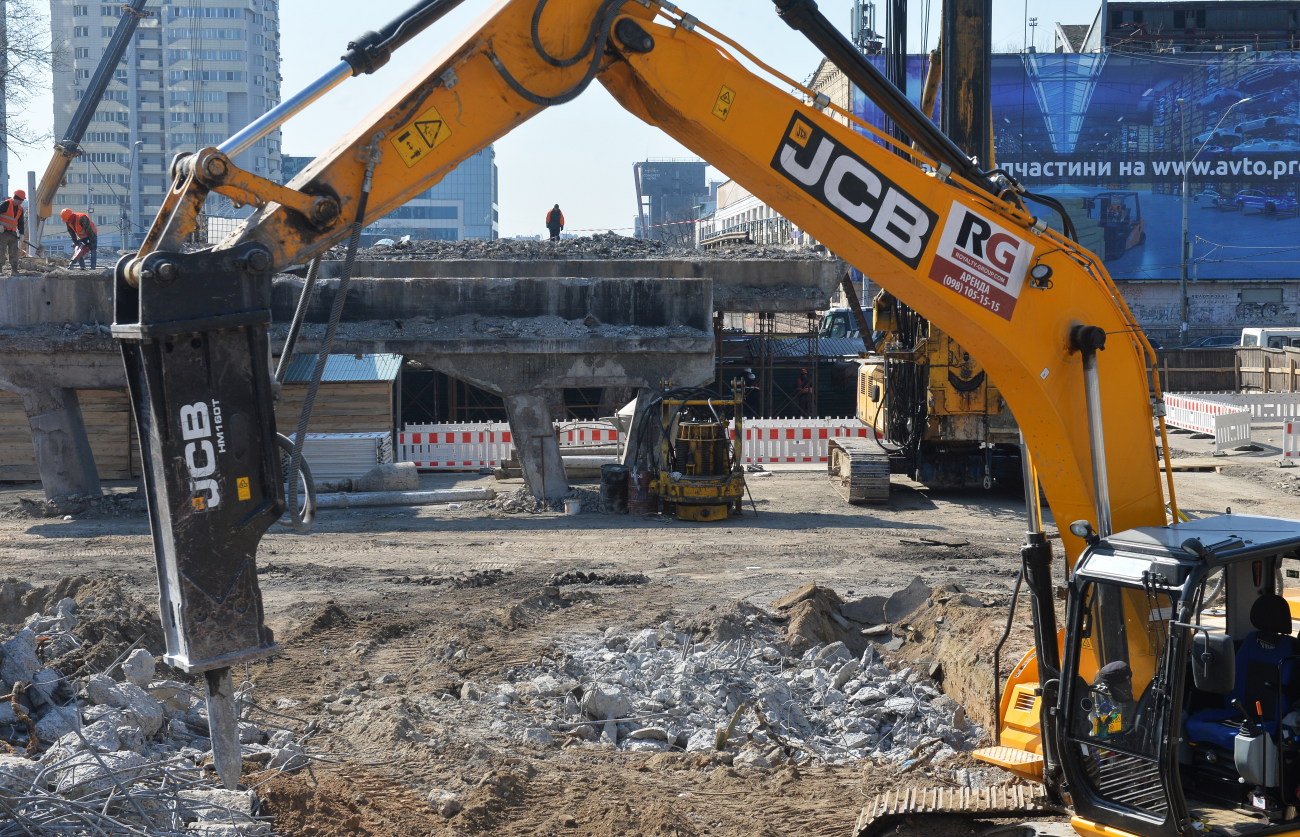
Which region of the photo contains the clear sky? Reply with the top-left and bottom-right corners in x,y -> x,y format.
9,0 -> 1080,238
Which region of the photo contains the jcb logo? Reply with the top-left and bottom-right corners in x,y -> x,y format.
179,401 -> 221,510
771,115 -> 937,268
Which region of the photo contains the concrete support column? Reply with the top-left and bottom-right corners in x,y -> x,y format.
503,391 -> 569,501
20,387 -> 102,498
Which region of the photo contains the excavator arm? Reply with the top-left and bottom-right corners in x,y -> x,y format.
114,0 -> 1171,792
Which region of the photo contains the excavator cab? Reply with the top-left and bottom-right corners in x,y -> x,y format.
1059,516 -> 1300,837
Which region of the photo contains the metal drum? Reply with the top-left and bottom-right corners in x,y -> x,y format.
600,464 -> 630,513
627,470 -> 656,515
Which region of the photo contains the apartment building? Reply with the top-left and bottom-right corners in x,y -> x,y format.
49,0 -> 281,249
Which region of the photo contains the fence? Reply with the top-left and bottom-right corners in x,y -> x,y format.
1163,394 -> 1253,452
1285,422 -> 1300,461
1172,391 -> 1300,420
286,432 -> 394,480
398,421 -> 618,469
738,419 -> 875,464
397,418 -> 871,469
1236,347 -> 1300,393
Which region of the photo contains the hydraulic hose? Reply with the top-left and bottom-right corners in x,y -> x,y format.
342,0 -> 472,75
283,141 -> 380,532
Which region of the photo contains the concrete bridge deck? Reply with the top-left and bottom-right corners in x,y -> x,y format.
1,274 -> 713,500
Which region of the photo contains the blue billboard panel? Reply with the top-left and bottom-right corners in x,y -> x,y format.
852,52 -> 1300,281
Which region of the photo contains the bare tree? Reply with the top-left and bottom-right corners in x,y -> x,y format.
3,0 -> 59,150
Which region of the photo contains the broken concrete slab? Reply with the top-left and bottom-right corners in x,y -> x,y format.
841,595 -> 886,625
883,576 -> 932,623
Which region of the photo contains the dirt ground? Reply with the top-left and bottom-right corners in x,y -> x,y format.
2,425 -> 1299,835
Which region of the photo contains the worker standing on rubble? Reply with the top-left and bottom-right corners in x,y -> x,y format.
545,203 -> 564,241
61,208 -> 99,270
0,190 -> 26,275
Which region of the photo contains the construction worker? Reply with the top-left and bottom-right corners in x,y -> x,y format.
545,203 -> 564,241
0,190 -> 26,275
61,208 -> 98,270
796,367 -> 814,416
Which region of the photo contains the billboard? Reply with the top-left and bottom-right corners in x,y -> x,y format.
852,52 -> 1300,281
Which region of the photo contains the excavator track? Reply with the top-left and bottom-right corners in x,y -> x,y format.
828,437 -> 891,504
854,783 -> 1063,837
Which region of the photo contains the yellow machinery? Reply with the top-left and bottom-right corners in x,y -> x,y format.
114,2 -> 1300,836
828,289 -> 1021,502
654,383 -> 747,522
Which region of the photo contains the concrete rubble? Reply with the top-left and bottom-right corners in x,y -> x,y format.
329,230 -> 834,262
310,588 -> 984,820
475,485 -> 604,514
496,623 -> 983,765
0,591 -> 314,835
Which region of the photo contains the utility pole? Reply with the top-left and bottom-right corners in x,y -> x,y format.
1178,96 -> 1251,342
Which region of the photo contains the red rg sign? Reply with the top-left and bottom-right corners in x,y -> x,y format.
928,204 -> 1033,321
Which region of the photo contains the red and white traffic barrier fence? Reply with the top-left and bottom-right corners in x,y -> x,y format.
398,418 -> 872,470
398,421 -> 618,469
1285,421 -> 1300,461
1163,393 -> 1252,452
736,420 -> 875,464
398,422 -> 513,469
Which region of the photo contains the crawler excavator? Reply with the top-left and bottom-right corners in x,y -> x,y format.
115,2 -> 1300,837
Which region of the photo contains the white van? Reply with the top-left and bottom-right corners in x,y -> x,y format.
1241,327 -> 1300,348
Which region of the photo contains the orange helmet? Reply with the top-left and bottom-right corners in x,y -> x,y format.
60,208 -> 73,222
13,190 -> 25,200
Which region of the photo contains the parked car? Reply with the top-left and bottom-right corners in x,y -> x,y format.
1186,334 -> 1240,348
1192,188 -> 1224,204
1233,189 -> 1299,214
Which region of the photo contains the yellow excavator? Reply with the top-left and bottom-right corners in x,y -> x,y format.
115,2 -> 1300,837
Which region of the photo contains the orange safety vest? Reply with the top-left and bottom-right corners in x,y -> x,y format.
546,208 -> 564,228
67,213 -> 96,239
0,199 -> 22,234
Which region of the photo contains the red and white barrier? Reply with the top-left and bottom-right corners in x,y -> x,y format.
1285,421 -> 1300,461
397,418 -> 871,470
737,421 -> 875,464
1163,393 -> 1252,452
398,422 -> 514,469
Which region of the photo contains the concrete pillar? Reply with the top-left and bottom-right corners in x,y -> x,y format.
503,391 -> 569,501
20,387 -> 102,498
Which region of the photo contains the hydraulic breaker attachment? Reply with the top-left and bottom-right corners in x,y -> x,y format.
112,243 -> 282,789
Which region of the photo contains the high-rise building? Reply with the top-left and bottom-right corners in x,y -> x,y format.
48,0 -> 282,249
281,147 -> 499,244
633,159 -> 706,245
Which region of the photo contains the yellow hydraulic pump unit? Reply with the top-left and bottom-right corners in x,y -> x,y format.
654,383 -> 748,522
